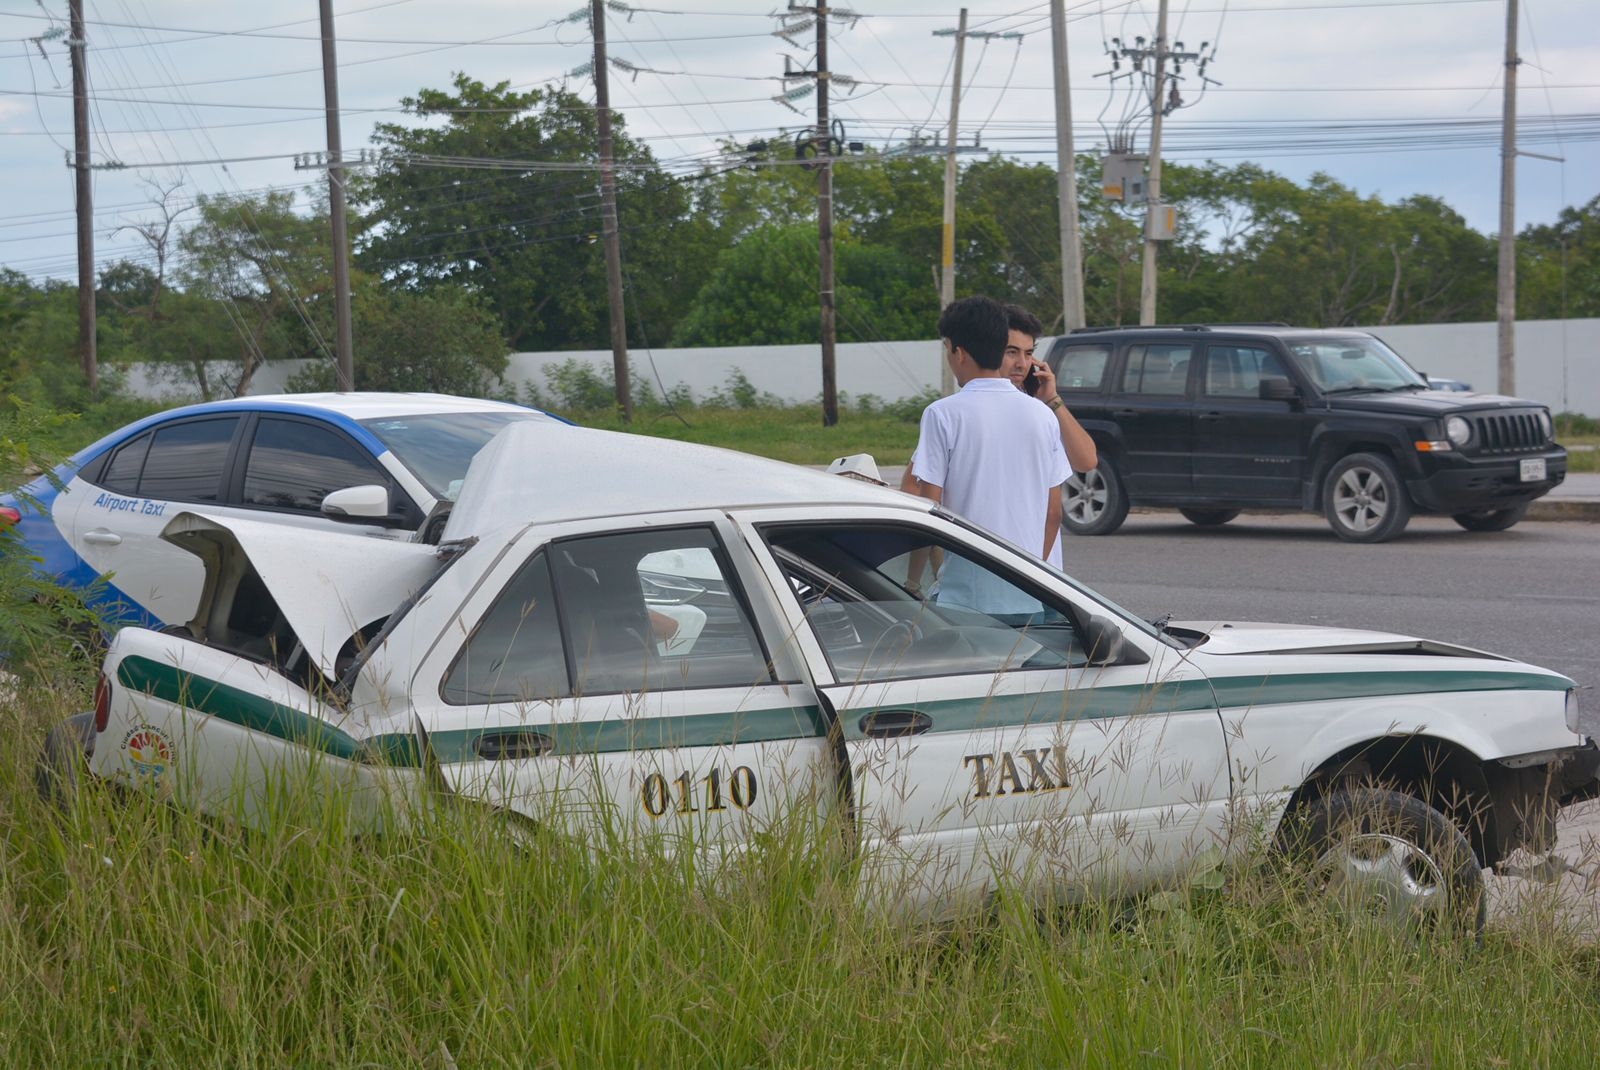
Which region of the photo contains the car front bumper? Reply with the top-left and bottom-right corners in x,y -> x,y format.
1406,449 -> 1568,514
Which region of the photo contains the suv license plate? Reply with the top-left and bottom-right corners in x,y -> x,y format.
1520,458 -> 1547,482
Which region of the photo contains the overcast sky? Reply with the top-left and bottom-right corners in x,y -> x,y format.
2,0 -> 1596,285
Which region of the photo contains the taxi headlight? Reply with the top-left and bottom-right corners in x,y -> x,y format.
1568,689 -> 1582,734
1445,416 -> 1471,447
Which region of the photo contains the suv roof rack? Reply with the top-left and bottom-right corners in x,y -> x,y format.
1068,322 -> 1294,334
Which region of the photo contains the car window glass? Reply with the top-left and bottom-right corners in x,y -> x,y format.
443,550 -> 569,705
765,524 -> 1087,683
1121,344 -> 1192,396
361,411 -> 552,500
243,417 -> 389,512
97,432 -> 151,494
136,417 -> 240,502
550,527 -> 773,695
1204,346 -> 1286,398
1053,344 -> 1110,390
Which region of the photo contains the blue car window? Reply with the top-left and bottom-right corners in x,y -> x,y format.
242,417 -> 389,513
98,432 -> 152,494
137,417 -> 240,502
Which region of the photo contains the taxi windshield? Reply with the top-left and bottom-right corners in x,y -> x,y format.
360,411 -> 553,499
1285,336 -> 1427,394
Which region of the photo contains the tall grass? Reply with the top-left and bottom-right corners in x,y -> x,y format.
4,681 -> 1600,1067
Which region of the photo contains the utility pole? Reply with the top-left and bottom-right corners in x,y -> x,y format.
816,4 -> 838,426
318,0 -> 354,392
68,0 -> 96,393
1050,0 -> 1085,331
1138,0 -> 1169,326
938,8 -> 968,397
1497,0 -> 1518,396
593,0 -> 632,422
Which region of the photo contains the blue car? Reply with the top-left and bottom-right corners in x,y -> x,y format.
1,392 -> 563,630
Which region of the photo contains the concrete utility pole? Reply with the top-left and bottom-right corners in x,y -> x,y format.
593,0 -> 633,422
1497,0 -> 1518,396
68,0 -> 97,393
1050,0 -> 1085,331
816,4 -> 839,426
1139,0 -> 1169,326
938,8 -> 968,396
318,0 -> 355,392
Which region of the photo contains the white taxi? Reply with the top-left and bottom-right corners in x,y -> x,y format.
49,422 -> 1588,928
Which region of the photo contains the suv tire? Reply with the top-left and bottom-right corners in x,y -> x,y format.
1452,503 -> 1529,532
1323,452 -> 1411,543
1178,507 -> 1241,527
1063,459 -> 1130,537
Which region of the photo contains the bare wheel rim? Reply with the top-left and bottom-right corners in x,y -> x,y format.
1312,832 -> 1446,925
1332,465 -> 1391,532
1065,470 -> 1107,523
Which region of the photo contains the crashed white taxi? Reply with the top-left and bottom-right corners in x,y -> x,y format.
49,422 -> 1589,926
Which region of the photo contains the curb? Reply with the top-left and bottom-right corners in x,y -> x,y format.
1528,499 -> 1600,522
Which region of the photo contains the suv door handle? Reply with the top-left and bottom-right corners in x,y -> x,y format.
1197,412 -> 1225,422
1112,408 -> 1139,418
859,709 -> 933,739
82,529 -> 123,547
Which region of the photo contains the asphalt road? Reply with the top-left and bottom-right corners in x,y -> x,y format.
1059,512 -> 1600,733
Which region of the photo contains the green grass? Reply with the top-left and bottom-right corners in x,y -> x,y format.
5,679 -> 1600,1068
572,403 -> 923,466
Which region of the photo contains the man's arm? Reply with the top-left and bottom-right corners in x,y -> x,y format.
1028,361 -> 1098,473
898,465 -> 920,496
905,479 -> 942,595
1043,483 -> 1063,561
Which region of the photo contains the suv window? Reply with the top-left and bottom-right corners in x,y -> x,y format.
242,416 -> 390,512
1203,346 -> 1287,398
135,417 -> 241,502
1121,344 -> 1193,396
1052,344 -> 1110,390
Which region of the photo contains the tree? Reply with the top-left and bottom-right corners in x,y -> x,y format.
1519,194 -> 1600,319
356,75 -> 710,351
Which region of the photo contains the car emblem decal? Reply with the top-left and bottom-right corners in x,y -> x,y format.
121,725 -> 174,783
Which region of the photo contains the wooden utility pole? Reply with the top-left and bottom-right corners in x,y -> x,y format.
1050,0 -> 1085,330
938,8 -> 968,396
1497,0 -> 1518,395
68,0 -> 97,392
318,0 -> 355,391
1138,0 -> 1169,326
816,4 -> 838,426
593,0 -> 632,422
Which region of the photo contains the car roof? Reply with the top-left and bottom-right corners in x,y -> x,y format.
443,420 -> 925,540
67,392 -> 555,469
1058,324 -> 1375,341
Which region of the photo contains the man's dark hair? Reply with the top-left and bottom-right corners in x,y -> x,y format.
937,295 -> 1009,370
1004,304 -> 1044,340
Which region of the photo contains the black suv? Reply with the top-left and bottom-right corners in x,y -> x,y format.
1043,325 -> 1567,543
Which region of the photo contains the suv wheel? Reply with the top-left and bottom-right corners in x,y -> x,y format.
1452,503 -> 1529,532
1063,459 -> 1130,537
1178,507 -> 1241,527
1323,452 -> 1411,543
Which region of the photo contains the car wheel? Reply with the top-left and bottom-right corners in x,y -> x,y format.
1063,459 -> 1130,537
36,711 -> 96,808
1322,452 -> 1411,543
1178,507 -> 1241,527
1287,786 -> 1485,935
1452,503 -> 1529,532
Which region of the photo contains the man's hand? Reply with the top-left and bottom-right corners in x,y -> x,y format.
1027,360 -> 1058,402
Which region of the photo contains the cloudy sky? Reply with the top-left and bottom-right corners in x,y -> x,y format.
2,0 -> 1596,284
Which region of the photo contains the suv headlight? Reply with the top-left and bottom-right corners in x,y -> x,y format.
1537,410 -> 1553,440
1445,416 -> 1471,447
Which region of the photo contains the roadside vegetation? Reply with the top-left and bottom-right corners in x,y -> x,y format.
4,677 -> 1600,1066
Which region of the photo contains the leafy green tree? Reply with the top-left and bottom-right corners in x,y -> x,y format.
1519,194 -> 1600,319
670,224 -> 937,346
356,75 -> 710,351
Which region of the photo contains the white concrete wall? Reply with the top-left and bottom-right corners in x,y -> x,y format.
131,317 -> 1599,416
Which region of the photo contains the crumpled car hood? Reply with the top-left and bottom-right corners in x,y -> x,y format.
161,511 -> 440,678
1169,619 -> 1506,660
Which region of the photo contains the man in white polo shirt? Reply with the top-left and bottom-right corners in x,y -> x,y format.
907,296 -> 1069,615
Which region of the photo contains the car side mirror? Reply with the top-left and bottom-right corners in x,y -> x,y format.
1259,377 -> 1299,403
321,484 -> 394,523
1084,614 -> 1147,666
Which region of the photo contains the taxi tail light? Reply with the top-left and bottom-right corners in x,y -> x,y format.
0,506 -> 19,526
93,673 -> 111,734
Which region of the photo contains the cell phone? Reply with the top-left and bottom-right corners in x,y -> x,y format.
1022,363 -> 1041,396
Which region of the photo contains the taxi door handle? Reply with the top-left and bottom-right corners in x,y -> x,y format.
83,529 -> 123,547
859,709 -> 932,739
